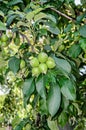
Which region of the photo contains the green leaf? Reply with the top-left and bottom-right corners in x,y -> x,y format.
79,38 -> 86,52
47,118 -> 59,130
58,111 -> 68,127
36,75 -> 46,99
0,21 -> 6,31
47,84 -> 61,117
64,24 -> 72,32
8,0 -> 23,6
26,8 -> 44,20
0,10 -> 4,17
23,78 -> 35,107
76,13 -> 86,23
68,44 -> 81,58
54,56 -> 71,73
8,56 -> 20,73
44,21 -> 60,35
7,15 -> 17,26
59,77 -> 76,101
39,99 -> 48,115
34,12 -> 56,23
40,0 -> 48,4
79,25 -> 86,38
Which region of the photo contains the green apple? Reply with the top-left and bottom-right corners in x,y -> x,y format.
30,57 -> 39,67
46,57 -> 56,69
39,63 -> 47,74
38,52 -> 48,63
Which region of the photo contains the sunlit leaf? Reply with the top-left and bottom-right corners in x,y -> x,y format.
47,118 -> 59,130
0,21 -> 6,31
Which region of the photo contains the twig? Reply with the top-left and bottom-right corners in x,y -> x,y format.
19,32 -> 35,52
50,7 -> 76,22
19,32 -> 31,45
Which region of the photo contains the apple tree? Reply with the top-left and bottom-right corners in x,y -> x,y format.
0,0 -> 86,130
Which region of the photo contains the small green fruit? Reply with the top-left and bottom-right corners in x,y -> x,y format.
58,44 -> 65,52
38,52 -> 48,63
39,63 -> 47,74
1,34 -> 8,42
30,57 -> 39,67
20,60 -> 26,69
32,67 -> 40,76
46,57 -> 56,69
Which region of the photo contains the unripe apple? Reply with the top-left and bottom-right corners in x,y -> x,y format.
30,57 -> 39,67
20,60 -> 26,69
1,34 -> 8,42
32,67 -> 40,76
46,57 -> 56,69
39,63 -> 47,74
38,52 -> 48,63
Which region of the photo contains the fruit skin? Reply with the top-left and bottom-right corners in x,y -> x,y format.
46,57 -> 56,69
32,67 -> 40,76
39,63 -> 47,74
38,52 -> 48,63
30,57 -> 39,67
20,60 -> 26,69
1,34 -> 8,42
58,44 -> 65,52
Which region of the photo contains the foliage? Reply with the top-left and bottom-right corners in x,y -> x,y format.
0,0 -> 86,130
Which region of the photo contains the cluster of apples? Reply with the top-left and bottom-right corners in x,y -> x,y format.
30,52 -> 56,77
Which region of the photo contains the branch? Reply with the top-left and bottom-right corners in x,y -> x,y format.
19,32 -> 31,45
50,7 -> 76,22
19,32 -> 35,52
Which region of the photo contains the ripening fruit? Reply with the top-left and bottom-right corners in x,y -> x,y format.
1,34 -> 8,42
38,52 -> 48,63
46,57 -> 56,69
39,63 -> 47,74
20,60 -> 26,69
32,67 -> 40,76
30,57 -> 39,67
58,44 -> 65,52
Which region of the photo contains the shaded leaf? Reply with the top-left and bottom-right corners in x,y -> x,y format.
68,44 -> 81,58
47,84 -> 61,117
8,56 -> 20,74
79,38 -> 86,52
8,0 -> 23,6
58,111 -> 68,127
39,99 -> 48,115
44,21 -> 60,35
54,56 -> 71,73
79,25 -> 86,38
36,75 -> 46,99
23,78 -> 35,107
59,77 -> 76,101
7,15 -> 17,26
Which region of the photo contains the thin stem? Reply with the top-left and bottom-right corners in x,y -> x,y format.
50,7 -> 76,22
